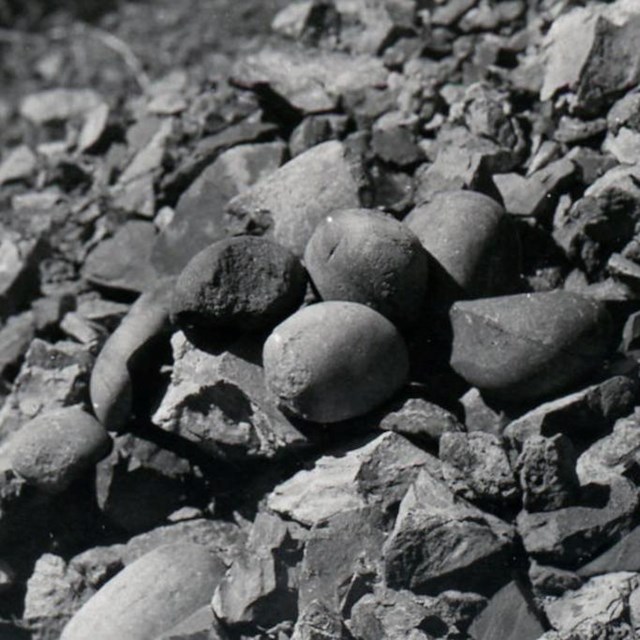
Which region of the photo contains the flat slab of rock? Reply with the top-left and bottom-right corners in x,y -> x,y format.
505,376 -> 639,448
517,476 -> 639,567
152,142 -> 285,275
267,432 -> 438,527
225,141 -> 366,256
383,468 -> 515,596
231,45 -> 388,114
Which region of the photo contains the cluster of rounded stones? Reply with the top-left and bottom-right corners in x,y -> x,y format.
3,189 -> 612,512
90,188 -> 612,433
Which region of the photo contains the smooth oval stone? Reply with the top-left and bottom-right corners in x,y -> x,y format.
90,278 -> 175,432
263,301 -> 409,422
8,406 -> 111,494
450,291 -> 613,404
405,190 -> 519,306
304,208 -> 429,326
61,543 -> 226,640
171,235 -> 307,332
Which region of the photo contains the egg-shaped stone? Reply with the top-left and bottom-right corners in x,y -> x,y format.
405,190 -> 519,306
61,543 -> 226,640
450,291 -> 613,404
8,406 -> 111,494
171,235 -> 307,332
90,277 -> 175,432
263,301 -> 409,422
304,208 -> 429,326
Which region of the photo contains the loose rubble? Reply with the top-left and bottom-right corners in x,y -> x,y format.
3,0 -> 640,637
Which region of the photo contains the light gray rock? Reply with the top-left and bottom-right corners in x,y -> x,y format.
225,141 -> 367,257
152,331 -> 308,461
263,302 -> 409,423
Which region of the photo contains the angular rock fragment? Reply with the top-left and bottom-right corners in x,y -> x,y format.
517,476 -> 639,567
226,141 -> 367,256
379,395 -> 464,444
544,572 -> 639,636
467,580 -> 546,640
298,506 -> 386,614
439,432 -> 519,511
460,388 -> 507,436
153,141 -> 285,275
24,553 -> 89,640
153,331 -> 308,461
0,145 -> 37,185
348,587 -> 441,640
0,311 -> 36,378
267,432 -> 437,528
450,292 -> 613,404
95,432 -> 193,533
7,407 -> 110,494
371,111 -> 424,166
406,190 -> 518,306
231,45 -> 388,114
383,469 -> 515,596
0,229 -> 47,322
263,302 -> 409,423
171,236 -> 306,332
212,512 -> 305,632
61,543 -> 226,640
529,562 -> 583,597
20,89 -> 103,124
494,158 -> 574,219
0,339 -> 93,442
517,435 -> 580,513
289,115 -> 348,158
82,221 -> 158,293
304,209 -> 429,327
292,600 -> 349,640
505,376 -> 639,448
576,412 -> 640,484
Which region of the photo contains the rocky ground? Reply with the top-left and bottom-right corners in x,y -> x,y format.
2,0 -> 640,638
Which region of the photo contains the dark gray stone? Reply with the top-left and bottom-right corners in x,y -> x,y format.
468,580 -> 546,640
383,469 -> 515,596
450,291 -> 613,404
517,435 -> 580,513
517,476 -> 640,567
406,190 -> 518,307
171,236 -> 306,332
439,432 -> 520,511
82,221 -> 158,294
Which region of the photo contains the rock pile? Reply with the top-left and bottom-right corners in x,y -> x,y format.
2,0 -> 640,637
